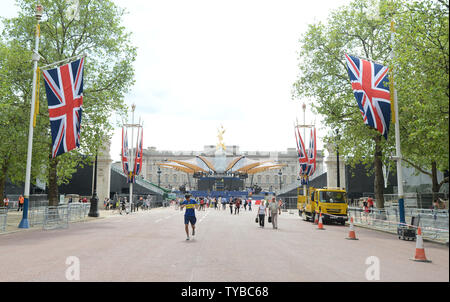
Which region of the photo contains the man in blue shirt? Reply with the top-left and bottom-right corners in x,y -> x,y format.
180,193 -> 198,240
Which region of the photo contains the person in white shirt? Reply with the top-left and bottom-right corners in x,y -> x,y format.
257,201 -> 267,228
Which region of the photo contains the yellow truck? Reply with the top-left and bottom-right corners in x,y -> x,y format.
299,187 -> 348,225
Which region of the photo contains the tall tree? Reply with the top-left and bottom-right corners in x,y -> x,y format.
292,0 -> 398,208
0,40 -> 48,202
2,0 -> 136,205
393,0 -> 449,194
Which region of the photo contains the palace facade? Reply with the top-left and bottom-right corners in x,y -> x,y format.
141,145 -> 325,192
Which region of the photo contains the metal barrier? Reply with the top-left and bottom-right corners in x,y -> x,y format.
43,206 -> 69,230
348,207 -> 449,243
68,203 -> 90,222
82,203 -> 90,218
0,207 -> 7,233
29,206 -> 47,227
280,197 -> 298,214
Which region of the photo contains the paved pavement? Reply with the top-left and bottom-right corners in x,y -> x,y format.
0,206 -> 448,282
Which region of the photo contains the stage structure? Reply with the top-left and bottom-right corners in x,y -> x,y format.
121,103 -> 144,204
158,125 -> 286,192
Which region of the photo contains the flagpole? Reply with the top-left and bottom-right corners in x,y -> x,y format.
129,103 -> 136,211
302,103 -> 307,199
390,15 -> 406,226
19,4 -> 43,228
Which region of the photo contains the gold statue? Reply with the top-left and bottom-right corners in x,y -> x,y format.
216,124 -> 226,151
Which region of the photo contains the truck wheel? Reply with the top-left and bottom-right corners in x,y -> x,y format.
303,211 -> 309,221
340,221 -> 346,226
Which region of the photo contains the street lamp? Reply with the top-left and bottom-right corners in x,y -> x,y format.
335,129 -> 341,188
19,3 -> 43,229
88,153 -> 99,217
278,170 -> 282,190
157,166 -> 161,187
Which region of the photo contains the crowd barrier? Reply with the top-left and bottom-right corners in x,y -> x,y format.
44,206 -> 69,230
0,207 -> 7,233
68,203 -> 90,222
348,207 -> 449,243
27,203 -> 91,230
29,206 -> 46,227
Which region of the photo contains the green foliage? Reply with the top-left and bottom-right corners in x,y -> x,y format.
393,0 -> 449,175
1,0 -> 136,192
293,0 -> 449,193
292,0 -> 396,171
0,39 -> 48,201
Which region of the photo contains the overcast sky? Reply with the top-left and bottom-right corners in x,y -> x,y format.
2,0 -> 351,162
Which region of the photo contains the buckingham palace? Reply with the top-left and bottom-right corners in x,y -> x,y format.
140,145 -> 325,192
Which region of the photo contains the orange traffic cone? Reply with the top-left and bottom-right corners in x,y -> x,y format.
410,227 -> 431,262
346,217 -> 358,240
314,213 -> 319,224
317,213 -> 325,230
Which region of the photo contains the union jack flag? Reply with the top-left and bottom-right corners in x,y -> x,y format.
294,127 -> 308,175
43,58 -> 84,158
305,127 -> 316,177
134,127 -> 143,177
344,54 -> 391,139
122,127 -> 130,176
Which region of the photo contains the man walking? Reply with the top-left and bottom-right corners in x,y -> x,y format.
18,195 -> 24,211
269,197 -> 280,229
180,193 -> 198,241
229,199 -> 234,215
3,197 -> 9,210
278,199 -> 283,215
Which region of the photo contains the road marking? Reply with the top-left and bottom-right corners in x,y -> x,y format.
155,212 -> 182,224
198,212 -> 209,224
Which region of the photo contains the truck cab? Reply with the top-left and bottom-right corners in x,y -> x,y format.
301,187 -> 348,225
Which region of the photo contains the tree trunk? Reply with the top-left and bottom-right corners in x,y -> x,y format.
374,136 -> 385,208
0,160 -> 8,205
0,171 -> 6,205
431,161 -> 439,193
48,156 -> 59,206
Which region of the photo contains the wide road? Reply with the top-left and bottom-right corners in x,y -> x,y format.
0,205 -> 448,282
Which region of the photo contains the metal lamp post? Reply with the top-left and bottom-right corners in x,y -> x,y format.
301,103 -> 308,200
129,104 -> 136,210
88,153 -> 99,217
278,170 -> 282,190
19,3 -> 43,228
157,166 -> 161,187
335,129 -> 340,188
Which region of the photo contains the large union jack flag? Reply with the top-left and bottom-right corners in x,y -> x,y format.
43,58 -> 84,158
344,54 -> 391,139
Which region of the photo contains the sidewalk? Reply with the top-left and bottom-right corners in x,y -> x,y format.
1,207 -> 125,235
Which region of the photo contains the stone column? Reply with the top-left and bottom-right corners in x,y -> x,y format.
96,138 -> 113,203
325,143 -> 346,189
